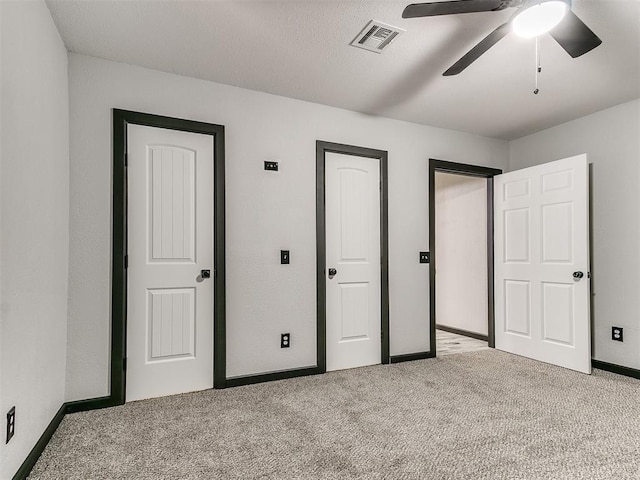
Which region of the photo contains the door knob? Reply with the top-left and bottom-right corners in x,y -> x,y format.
573,271 -> 584,280
201,269 -> 211,279
328,268 -> 337,278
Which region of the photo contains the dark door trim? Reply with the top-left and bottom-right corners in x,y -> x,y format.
316,141 -> 390,371
111,109 -> 226,405
429,159 -> 501,354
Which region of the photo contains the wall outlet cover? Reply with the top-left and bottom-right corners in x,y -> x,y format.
6,406 -> 15,444
281,250 -> 290,264
612,326 -> 623,342
281,333 -> 290,348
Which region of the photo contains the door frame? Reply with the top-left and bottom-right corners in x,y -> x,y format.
316,141 -> 390,371
428,159 -> 501,354
111,109 -> 226,405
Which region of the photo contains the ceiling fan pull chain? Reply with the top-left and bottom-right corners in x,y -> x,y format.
534,37 -> 541,95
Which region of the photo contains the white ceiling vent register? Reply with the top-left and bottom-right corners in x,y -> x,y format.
350,20 -> 405,54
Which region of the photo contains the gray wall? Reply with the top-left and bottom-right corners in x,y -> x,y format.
509,98 -> 640,369
0,2 -> 70,478
435,173 -> 488,336
66,53 -> 509,400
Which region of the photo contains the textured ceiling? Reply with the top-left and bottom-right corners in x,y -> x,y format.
46,0 -> 640,140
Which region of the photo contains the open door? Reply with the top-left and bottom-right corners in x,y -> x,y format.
494,154 -> 591,374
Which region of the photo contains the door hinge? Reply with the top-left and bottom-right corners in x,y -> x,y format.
124,152 -> 128,167
124,255 -> 128,269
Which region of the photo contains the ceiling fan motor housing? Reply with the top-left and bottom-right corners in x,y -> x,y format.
403,0 -> 600,75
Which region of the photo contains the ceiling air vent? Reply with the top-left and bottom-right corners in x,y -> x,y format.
350,20 -> 405,54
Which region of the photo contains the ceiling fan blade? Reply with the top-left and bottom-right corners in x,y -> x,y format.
549,10 -> 602,58
443,22 -> 510,76
402,0 -> 506,18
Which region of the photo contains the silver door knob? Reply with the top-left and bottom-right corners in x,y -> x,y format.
201,269 -> 211,279
328,268 -> 337,278
573,271 -> 584,280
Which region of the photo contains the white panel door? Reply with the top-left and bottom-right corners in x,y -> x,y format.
494,154 -> 591,373
325,152 -> 381,371
127,124 -> 214,401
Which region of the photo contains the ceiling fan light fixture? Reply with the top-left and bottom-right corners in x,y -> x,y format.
512,0 -> 569,38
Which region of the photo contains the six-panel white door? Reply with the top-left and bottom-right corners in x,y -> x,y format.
325,152 -> 381,371
127,124 -> 214,401
494,154 -> 591,374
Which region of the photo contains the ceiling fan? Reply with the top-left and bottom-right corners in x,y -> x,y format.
402,0 -> 602,76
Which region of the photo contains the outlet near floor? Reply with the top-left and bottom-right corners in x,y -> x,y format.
281,333 -> 290,348
612,326 -> 624,342
6,406 -> 15,444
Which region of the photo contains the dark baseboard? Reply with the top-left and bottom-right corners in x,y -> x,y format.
592,359 -> 640,379
12,404 -> 66,480
390,351 -> 435,364
436,324 -> 489,342
65,395 -> 118,414
224,366 -> 323,388
12,396 -> 118,479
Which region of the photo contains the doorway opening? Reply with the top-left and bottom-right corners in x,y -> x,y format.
428,159 -> 502,356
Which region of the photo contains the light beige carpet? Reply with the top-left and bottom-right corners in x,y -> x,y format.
30,350 -> 640,479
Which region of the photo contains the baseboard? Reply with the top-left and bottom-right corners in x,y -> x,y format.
11,404 -> 66,480
390,351 -> 435,364
592,359 -> 640,379
65,395 -> 117,414
11,395 -> 118,479
435,324 -> 489,342
224,366 -> 323,388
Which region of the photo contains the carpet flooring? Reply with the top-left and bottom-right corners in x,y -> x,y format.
30,350 -> 640,479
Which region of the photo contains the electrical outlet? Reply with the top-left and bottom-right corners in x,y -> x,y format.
281,250 -> 290,264
419,252 -> 430,263
6,407 -> 15,444
612,326 -> 623,342
264,161 -> 278,171
281,333 -> 290,348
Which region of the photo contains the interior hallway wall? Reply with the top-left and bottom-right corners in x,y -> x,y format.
0,1 -> 70,478
509,98 -> 640,370
66,53 -> 508,401
435,172 -> 488,336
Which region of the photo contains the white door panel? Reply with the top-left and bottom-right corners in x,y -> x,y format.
127,124 -> 214,401
495,154 -> 591,374
326,153 -> 381,371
